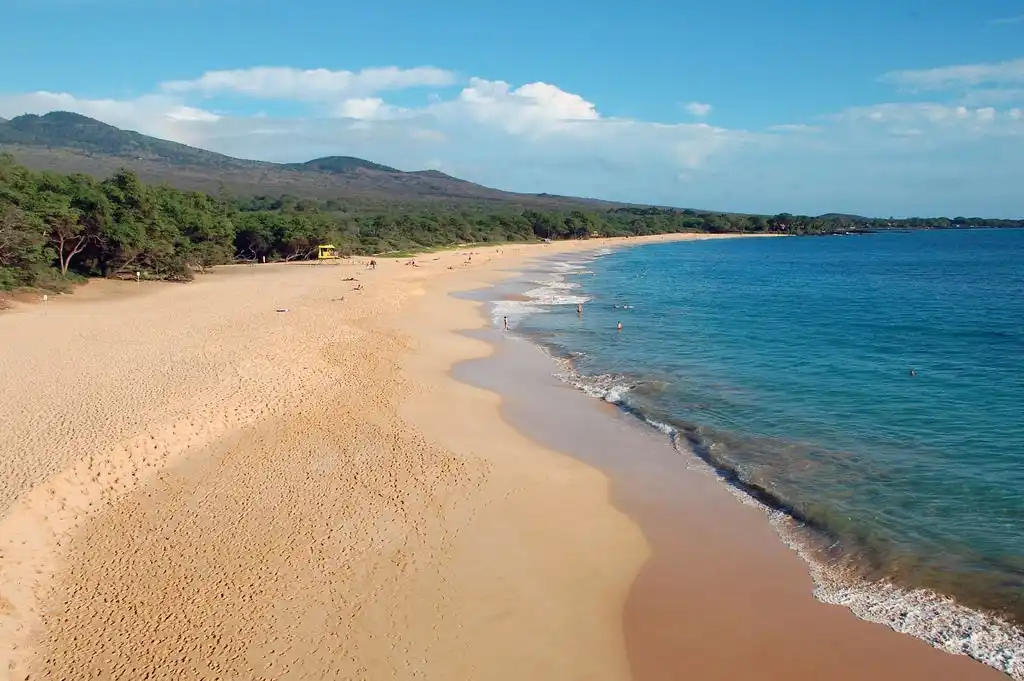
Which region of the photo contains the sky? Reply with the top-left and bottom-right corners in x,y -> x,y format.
1,0 -> 1024,217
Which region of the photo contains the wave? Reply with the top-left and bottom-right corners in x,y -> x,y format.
549,353 -> 1024,680
491,265 -> 592,326
490,237 -> 1024,678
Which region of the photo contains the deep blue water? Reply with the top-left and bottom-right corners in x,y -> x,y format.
506,230 -> 1024,626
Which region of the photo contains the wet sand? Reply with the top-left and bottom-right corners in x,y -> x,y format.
453,325 -> 1009,679
0,232 -> 1006,680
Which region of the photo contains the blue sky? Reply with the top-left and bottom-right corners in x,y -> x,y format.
2,0 -> 1024,217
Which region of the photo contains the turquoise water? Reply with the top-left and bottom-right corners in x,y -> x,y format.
500,229 -> 1024,667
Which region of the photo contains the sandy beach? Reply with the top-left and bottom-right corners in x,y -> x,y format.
0,233 -> 1007,680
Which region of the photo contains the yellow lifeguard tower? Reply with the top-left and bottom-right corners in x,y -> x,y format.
317,244 -> 340,260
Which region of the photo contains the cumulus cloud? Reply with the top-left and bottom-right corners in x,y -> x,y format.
822,103 -> 1024,148
439,78 -> 600,136
161,66 -> 456,101
332,97 -> 402,121
831,103 -> 1000,124
684,102 -> 712,116
0,73 -> 751,202
2,61 -> 1024,215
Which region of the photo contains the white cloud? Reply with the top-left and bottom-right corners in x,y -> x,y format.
2,61 -> 1024,216
161,66 -> 456,101
769,123 -> 819,133
0,76 -> 748,186
880,58 -> 1024,91
830,102 -> 1007,125
988,14 -> 1024,25
436,78 -> 600,136
684,102 -> 713,117
0,91 -> 219,145
165,105 -> 221,122
957,87 -> 1024,106
976,106 -> 997,122
333,97 -> 401,121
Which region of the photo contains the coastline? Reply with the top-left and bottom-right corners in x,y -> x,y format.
0,231 -> 1006,680
0,233 -> 713,679
452,331 -> 1009,680
451,244 -> 1016,680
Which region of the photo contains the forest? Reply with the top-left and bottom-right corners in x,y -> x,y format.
2,153 -> 1021,292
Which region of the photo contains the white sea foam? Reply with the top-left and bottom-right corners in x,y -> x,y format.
529,279 -> 579,291
553,360 -> 633,404
771,515 -> 1024,679
549,354 -> 1024,679
490,261 -> 593,327
487,247 -> 1024,678
490,299 -> 544,326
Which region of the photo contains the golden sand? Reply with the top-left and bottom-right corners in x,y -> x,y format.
0,234 -> 1003,680
0,236 -> 677,680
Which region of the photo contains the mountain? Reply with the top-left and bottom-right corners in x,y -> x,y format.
0,112 -> 621,209
0,111 -> 256,169
281,156 -> 400,174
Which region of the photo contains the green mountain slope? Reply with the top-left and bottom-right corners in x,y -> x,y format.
0,111 -> 621,209
0,111 -> 259,169
282,156 -> 400,174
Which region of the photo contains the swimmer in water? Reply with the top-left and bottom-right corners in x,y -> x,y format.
616,321 -> 623,331
910,368 -> 917,377
576,303 -> 583,315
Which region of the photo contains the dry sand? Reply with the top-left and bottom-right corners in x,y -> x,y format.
0,233 -> 1005,680
0,235 -> 678,680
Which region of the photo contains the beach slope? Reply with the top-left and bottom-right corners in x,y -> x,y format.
0,238 -> 672,679
0,233 -> 1006,680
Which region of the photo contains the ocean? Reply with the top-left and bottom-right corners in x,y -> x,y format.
490,229 -> 1024,677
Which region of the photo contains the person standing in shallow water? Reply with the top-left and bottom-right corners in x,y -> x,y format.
503,316 -> 509,330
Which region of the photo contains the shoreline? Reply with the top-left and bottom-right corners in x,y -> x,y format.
0,232 -> 719,679
454,245 -> 1017,679
0,231 -> 1008,680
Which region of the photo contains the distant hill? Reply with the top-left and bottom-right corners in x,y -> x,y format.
282,156 -> 400,174
0,111 -> 622,209
0,111 -> 257,169
817,212 -> 870,221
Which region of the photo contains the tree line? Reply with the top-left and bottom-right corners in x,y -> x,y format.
2,153 -> 1021,291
